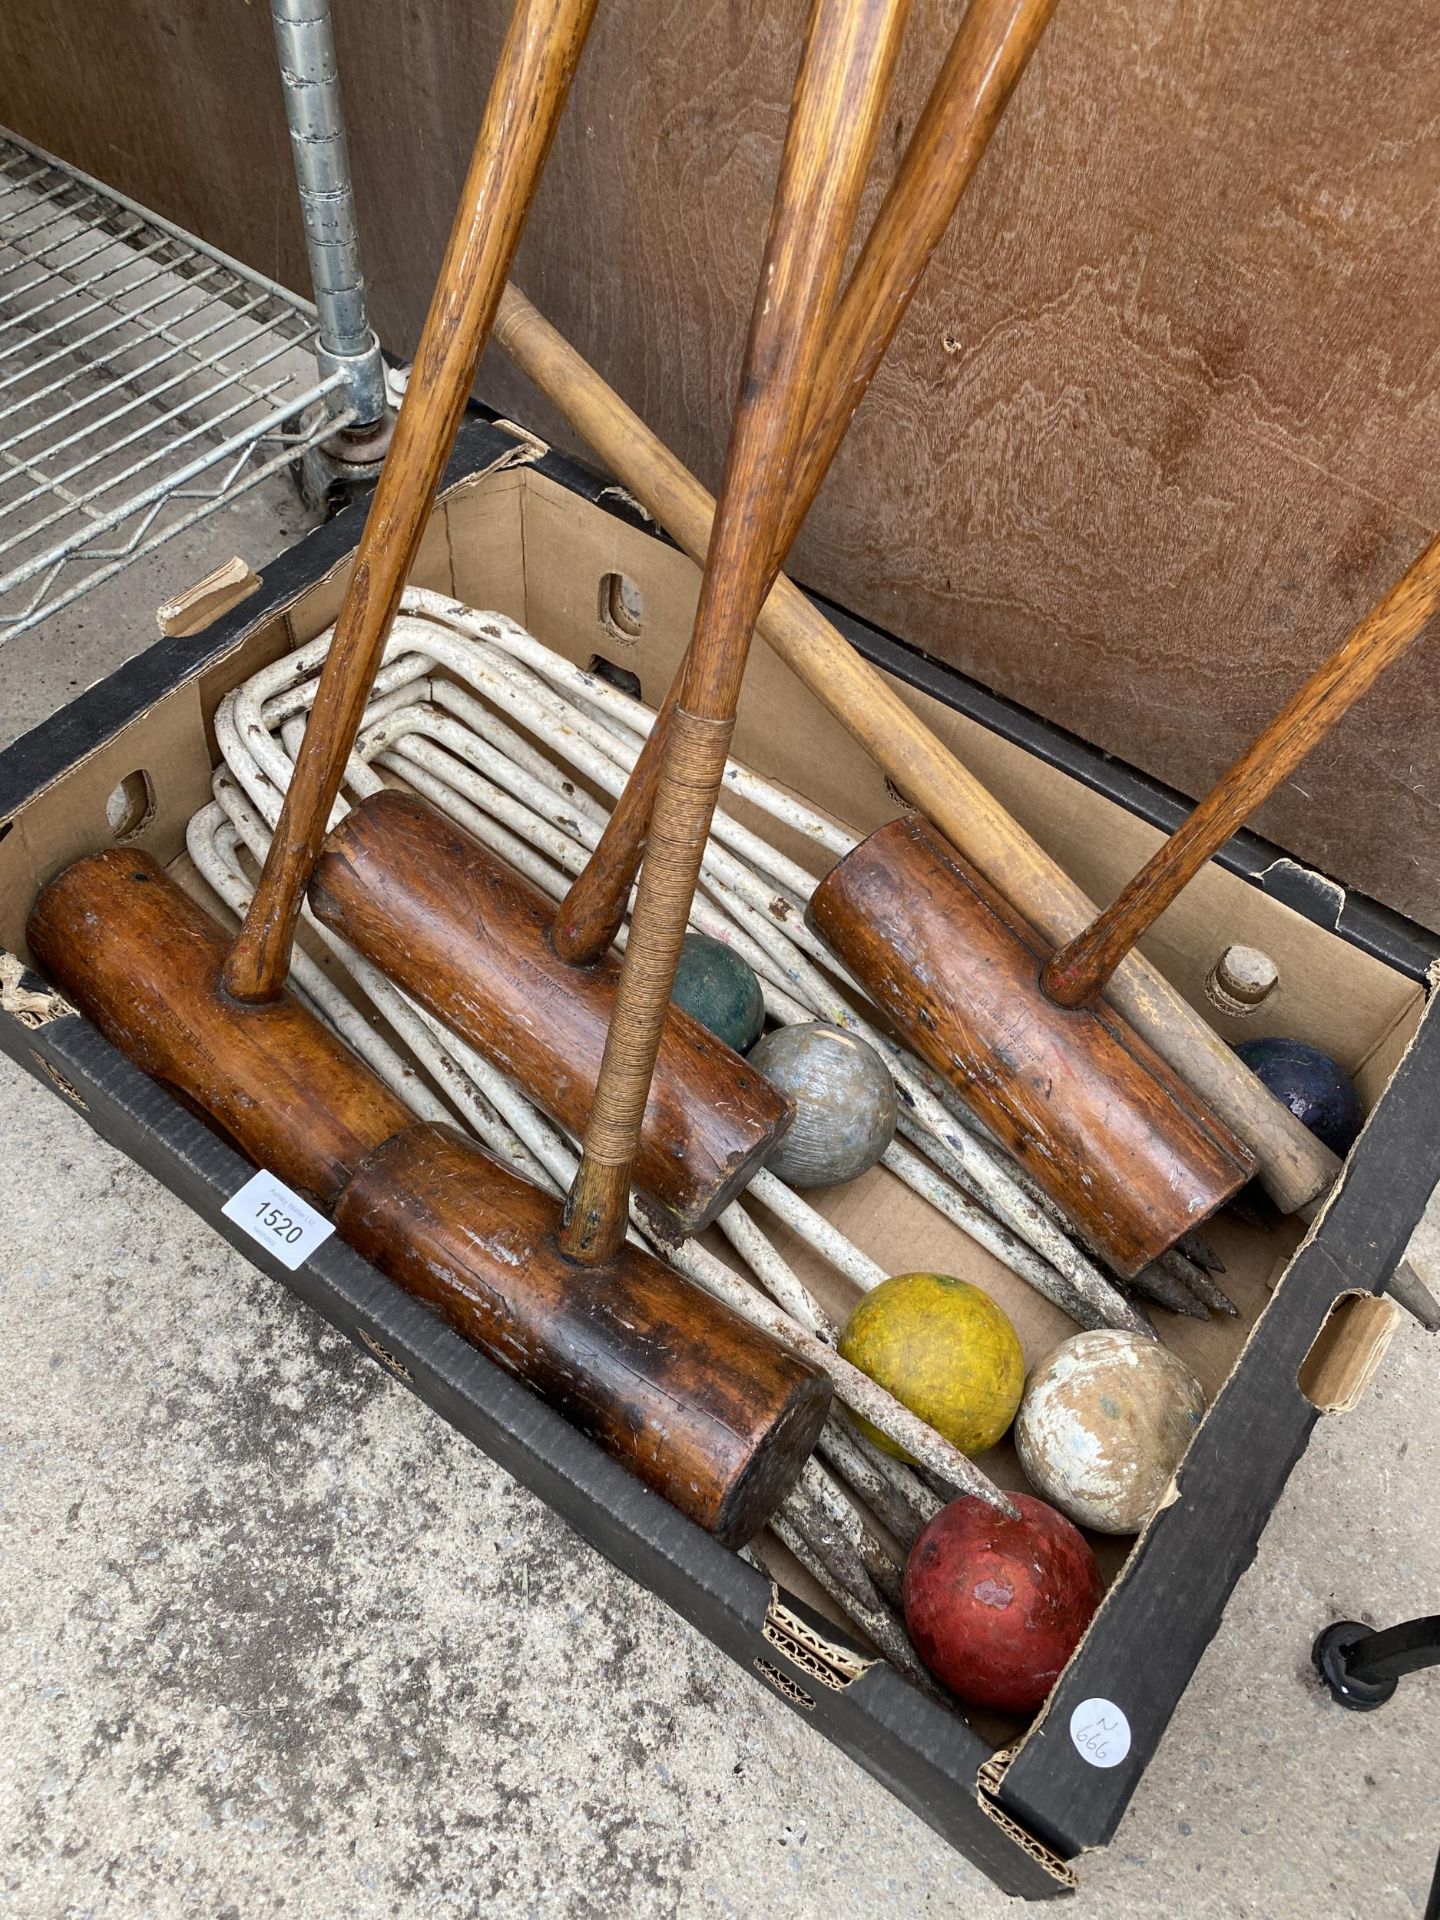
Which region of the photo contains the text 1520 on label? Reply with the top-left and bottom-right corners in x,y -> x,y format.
221,1169 -> 335,1271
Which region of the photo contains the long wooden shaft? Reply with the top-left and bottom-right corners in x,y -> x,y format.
558,0 -> 913,1265
1042,530 -> 1440,1008
488,295 -> 1340,1216
223,0 -> 596,1003
545,0 -> 1056,965
788,0 -> 1059,570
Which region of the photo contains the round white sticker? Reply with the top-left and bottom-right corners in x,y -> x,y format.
1068,1698 -> 1132,1769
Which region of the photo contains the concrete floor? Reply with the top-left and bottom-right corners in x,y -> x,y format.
2,486 -> 1439,1919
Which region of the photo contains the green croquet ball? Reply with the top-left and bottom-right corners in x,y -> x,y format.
670,931 -> 765,1054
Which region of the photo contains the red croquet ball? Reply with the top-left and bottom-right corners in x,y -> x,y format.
903,1492 -> 1104,1712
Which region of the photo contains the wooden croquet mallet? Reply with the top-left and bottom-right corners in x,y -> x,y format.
558,0 -> 918,1265
490,0 -> 1343,1227
304,0 -> 1049,1241
29,851 -> 831,1545
809,534 -> 1440,1272
492,0 -> 1255,1279
223,0 -> 599,1005
222,0 -> 791,1240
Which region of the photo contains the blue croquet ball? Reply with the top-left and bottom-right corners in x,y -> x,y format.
1235,1036 -> 1364,1158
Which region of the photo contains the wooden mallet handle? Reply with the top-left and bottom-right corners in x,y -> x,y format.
545,0 -> 1059,967
224,0 -> 597,1004
1042,530 -> 1440,1009
558,0 -> 915,1264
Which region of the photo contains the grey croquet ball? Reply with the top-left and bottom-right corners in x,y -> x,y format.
749,1021 -> 898,1189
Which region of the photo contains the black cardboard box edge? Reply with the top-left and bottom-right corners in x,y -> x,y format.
2,413 -> 1436,1896
996,977 -> 1440,1856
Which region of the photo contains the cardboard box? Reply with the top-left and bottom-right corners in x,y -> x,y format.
2,417 -> 1437,1899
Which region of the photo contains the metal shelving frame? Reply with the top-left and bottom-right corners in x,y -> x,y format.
0,0 -> 386,643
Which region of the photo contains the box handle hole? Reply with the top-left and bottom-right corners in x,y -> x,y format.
585,653 -> 644,702
105,770 -> 155,842
598,570 -> 644,640
1298,1290 -> 1400,1413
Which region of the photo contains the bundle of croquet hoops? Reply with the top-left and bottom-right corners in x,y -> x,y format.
27,0 -> 1437,1718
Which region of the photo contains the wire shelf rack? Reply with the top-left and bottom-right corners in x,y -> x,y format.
0,129 -> 356,642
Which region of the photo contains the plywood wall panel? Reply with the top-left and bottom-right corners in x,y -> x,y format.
3,0 -> 1437,925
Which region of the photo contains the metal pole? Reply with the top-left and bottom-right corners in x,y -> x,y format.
1345,1615 -> 1440,1687
269,0 -> 387,425
1313,1616 -> 1440,1710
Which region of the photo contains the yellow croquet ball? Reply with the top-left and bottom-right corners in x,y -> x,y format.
838,1271 -> 1024,1458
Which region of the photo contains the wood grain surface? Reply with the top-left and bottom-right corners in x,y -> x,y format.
807,814 -> 1253,1277
308,788 -> 792,1239
223,0 -> 598,1003
25,850 -> 828,1543
337,1122 -> 831,1547
488,289 -> 1339,1215
7,0 -> 1438,922
27,850 -> 413,1210
1043,528 -> 1440,1005
546,0 -> 1057,967
559,0 -> 911,1262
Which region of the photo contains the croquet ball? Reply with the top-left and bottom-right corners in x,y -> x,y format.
670,931 -> 765,1054
903,1492 -> 1104,1712
1014,1329 -> 1205,1535
1234,1035 -> 1364,1158
837,1271 -> 1024,1457
749,1021 -> 897,1188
